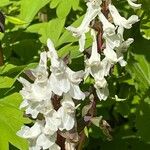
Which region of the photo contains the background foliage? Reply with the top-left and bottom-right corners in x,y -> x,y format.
0,0 -> 149,149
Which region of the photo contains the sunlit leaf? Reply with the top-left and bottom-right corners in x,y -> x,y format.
0,93 -> 31,150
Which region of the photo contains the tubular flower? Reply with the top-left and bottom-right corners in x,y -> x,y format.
66,0 -> 102,52
47,39 -> 85,100
108,4 -> 139,29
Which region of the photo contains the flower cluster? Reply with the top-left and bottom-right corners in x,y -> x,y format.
67,0 -> 141,101
17,39 -> 85,150
17,0 -> 141,149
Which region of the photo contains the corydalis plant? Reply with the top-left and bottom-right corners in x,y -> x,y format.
17,0 -> 141,149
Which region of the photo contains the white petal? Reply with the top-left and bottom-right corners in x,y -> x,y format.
127,15 -> 139,27
58,76 -> 70,93
61,93 -> 75,106
67,67 -> 84,84
49,74 -> 63,96
44,110 -> 61,135
79,33 -> 86,52
69,84 -> 85,100
29,144 -> 41,150
39,51 -> 47,69
49,144 -> 61,150
119,59 -> 127,67
58,106 -> 75,131
66,0 -> 100,52
18,77 -> 31,88
47,39 -> 58,60
19,99 -> 29,109
98,12 -> 115,36
89,29 -> 100,62
127,0 -> 141,9
90,63 -> 104,80
109,4 -> 139,29
36,133 -> 56,149
36,99 -> 53,115
26,106 -> 39,119
101,58 -> 112,76
63,114 -> 75,131
17,122 -> 42,139
31,83 -> 52,101
103,47 -> 118,63
94,82 -> 109,100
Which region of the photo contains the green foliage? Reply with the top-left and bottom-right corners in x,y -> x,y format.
140,12 -> 150,40
0,93 -> 30,150
0,0 -> 150,149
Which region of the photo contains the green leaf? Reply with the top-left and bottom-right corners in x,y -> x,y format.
12,39 -> 40,62
139,0 -> 150,11
0,64 -> 23,89
127,54 -> 150,93
0,76 -> 15,89
56,0 -> 72,18
0,93 -> 30,150
70,0 -> 80,10
58,15 -> 84,45
49,0 -> 60,9
136,97 -> 150,142
6,16 -> 26,25
0,63 -> 38,89
27,18 -> 65,45
0,0 -> 11,7
19,0 -> 51,24
140,12 -> 150,40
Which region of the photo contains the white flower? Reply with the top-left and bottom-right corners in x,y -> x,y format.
94,78 -> 109,100
103,46 -> 123,76
47,39 -> 85,100
19,77 -> 52,102
43,110 -> 61,135
127,0 -> 141,9
18,75 -> 52,118
58,94 -> 76,131
115,38 -> 134,66
66,68 -> 85,100
85,29 -> 105,80
109,4 -> 139,29
31,51 -> 48,84
19,98 -> 54,119
103,32 -> 122,50
103,46 -> 120,64
17,121 -> 42,139
98,12 -> 116,36
66,0 -> 101,52
36,133 -> 57,149
101,57 -> 113,76
17,121 -> 60,150
18,51 -> 52,104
